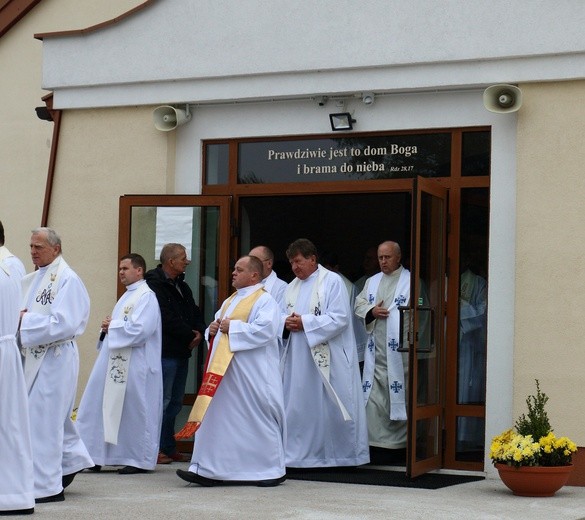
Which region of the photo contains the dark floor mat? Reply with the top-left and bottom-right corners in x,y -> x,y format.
286,466 -> 484,489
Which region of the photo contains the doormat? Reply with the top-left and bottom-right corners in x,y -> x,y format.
286,467 -> 484,490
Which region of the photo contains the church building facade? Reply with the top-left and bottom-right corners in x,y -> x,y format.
4,0 -> 585,481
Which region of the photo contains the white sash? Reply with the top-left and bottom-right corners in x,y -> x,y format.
103,281 -> 152,445
285,266 -> 351,421
362,268 -> 410,421
21,256 -> 69,392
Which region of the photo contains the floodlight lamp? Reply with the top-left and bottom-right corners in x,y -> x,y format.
329,112 -> 356,131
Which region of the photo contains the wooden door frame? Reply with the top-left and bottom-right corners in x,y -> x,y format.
115,127 -> 490,471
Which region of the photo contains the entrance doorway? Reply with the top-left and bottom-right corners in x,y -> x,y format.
118,183 -> 489,475
119,127 -> 490,476
238,192 -> 412,283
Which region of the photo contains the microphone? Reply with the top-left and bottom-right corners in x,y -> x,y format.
99,329 -> 106,341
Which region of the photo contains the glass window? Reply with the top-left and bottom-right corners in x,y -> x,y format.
205,143 -> 229,185
461,131 -> 491,176
129,204 -> 223,440
129,205 -> 220,394
415,417 -> 439,461
456,416 -> 485,462
457,188 -> 489,406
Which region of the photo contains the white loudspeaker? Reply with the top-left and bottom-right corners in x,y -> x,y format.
153,105 -> 192,131
483,84 -> 522,113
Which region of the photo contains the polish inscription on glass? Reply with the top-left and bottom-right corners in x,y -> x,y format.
238,133 -> 451,184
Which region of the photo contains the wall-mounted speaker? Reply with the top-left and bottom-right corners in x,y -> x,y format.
483,84 -> 522,113
153,105 -> 192,131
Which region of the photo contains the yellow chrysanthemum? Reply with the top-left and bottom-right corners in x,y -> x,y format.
490,429 -> 575,467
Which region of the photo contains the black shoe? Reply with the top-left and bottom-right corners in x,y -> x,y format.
256,475 -> 286,487
62,470 -> 80,488
176,469 -> 221,487
35,490 -> 64,504
86,465 -> 102,472
118,466 -> 149,475
0,508 -> 34,516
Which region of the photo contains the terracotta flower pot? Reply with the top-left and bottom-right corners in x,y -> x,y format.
495,463 -> 573,497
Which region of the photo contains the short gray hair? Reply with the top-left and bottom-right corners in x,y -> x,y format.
160,243 -> 186,264
32,227 -> 62,249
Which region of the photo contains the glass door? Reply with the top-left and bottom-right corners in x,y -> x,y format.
118,194 -> 232,447
404,178 -> 448,478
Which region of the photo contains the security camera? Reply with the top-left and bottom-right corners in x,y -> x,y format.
316,96 -> 329,107
362,92 -> 375,106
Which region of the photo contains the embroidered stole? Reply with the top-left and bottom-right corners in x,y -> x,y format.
102,281 -> 152,445
20,256 -> 69,392
285,267 -> 352,422
175,287 -> 265,440
362,268 -> 410,421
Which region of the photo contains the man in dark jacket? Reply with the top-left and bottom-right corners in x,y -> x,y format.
145,243 -> 206,464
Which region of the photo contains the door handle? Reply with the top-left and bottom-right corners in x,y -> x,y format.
416,306 -> 434,353
397,305 -> 412,352
397,305 -> 434,353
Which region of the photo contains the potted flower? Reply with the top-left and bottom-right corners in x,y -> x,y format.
489,379 -> 577,496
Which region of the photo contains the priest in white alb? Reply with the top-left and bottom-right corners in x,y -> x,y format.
176,255 -> 286,487
77,253 -> 162,474
0,249 -> 34,515
19,227 -> 93,503
281,238 -> 369,468
354,240 -> 410,455
249,245 -> 287,305
0,219 -> 26,281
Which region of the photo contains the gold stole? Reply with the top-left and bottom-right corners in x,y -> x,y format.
175,287 -> 265,439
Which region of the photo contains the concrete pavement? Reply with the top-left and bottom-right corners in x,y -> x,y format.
30,463 -> 585,519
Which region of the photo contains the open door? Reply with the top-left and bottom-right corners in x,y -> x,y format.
404,177 -> 448,478
118,194 -> 232,449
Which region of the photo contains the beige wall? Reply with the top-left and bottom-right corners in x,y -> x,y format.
515,80 -> 585,444
0,0 -> 149,399
48,106 -> 169,394
0,0 -> 143,264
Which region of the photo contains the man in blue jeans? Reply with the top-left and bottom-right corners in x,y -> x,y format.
146,243 -> 206,464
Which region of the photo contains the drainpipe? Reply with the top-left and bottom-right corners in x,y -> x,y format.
35,92 -> 61,226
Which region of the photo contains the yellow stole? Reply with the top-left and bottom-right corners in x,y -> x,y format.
175,287 -> 265,439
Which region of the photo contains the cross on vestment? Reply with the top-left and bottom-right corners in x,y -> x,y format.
390,380 -> 403,394
388,339 -> 399,351
363,380 -> 372,392
200,373 -> 222,396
